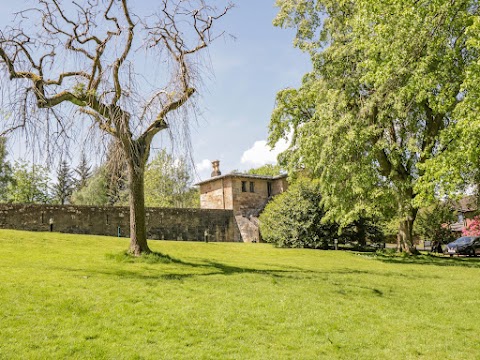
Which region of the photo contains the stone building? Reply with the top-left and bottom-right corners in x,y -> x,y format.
196,161 -> 288,242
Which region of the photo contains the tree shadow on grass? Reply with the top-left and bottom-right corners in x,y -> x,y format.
363,253 -> 480,269
95,251 -> 303,281
70,250 -> 445,282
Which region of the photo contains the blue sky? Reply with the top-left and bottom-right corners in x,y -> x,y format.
0,0 -> 311,180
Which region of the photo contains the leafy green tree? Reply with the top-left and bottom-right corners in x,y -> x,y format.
71,167 -> 110,206
270,0 -> 477,253
339,218 -> 385,248
8,161 -> 51,204
260,176 -> 382,248
144,150 -> 199,208
0,137 -> 13,202
416,12 -> 480,202
247,164 -> 283,176
415,203 -> 456,245
53,160 -> 74,205
259,177 -> 335,248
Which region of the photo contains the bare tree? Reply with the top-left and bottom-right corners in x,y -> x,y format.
0,0 -> 231,255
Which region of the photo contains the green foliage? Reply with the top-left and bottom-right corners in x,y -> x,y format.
7,160 -> 51,204
270,0 -> 478,250
260,177 -> 383,248
53,160 -> 74,205
71,167 -> 111,206
260,177 -> 334,248
72,143 -> 128,206
246,164 -> 283,176
339,218 -> 385,247
3,230 -> 480,358
415,202 -> 456,244
144,150 -> 199,208
416,11 -> 480,201
74,152 -> 92,191
0,137 -> 13,201
71,149 -> 199,208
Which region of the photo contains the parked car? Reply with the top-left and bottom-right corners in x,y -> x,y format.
445,236 -> 480,257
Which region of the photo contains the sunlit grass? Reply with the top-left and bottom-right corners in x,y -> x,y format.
1,229 -> 479,359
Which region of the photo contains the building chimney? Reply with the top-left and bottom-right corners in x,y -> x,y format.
211,160 -> 221,177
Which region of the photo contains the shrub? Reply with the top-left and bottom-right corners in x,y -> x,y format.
260,177 -> 384,249
416,202 -> 456,244
463,216 -> 480,236
260,178 -> 333,248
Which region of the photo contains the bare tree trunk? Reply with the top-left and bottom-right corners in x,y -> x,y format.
398,209 -> 418,254
127,161 -> 150,255
125,140 -> 151,256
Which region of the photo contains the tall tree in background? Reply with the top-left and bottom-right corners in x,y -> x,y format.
53,160 -> 74,205
74,152 -> 92,192
247,164 -> 283,177
0,0 -> 231,255
7,161 -> 51,204
144,149 -> 199,208
270,0 -> 478,253
71,166 -> 111,206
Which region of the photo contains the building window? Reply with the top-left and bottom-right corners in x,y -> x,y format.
267,182 -> 272,197
241,181 -> 247,192
250,181 -> 255,193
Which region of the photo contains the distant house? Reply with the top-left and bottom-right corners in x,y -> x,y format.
450,195 -> 479,232
195,160 -> 288,242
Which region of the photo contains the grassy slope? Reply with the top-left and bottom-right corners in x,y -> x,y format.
1,230 -> 479,359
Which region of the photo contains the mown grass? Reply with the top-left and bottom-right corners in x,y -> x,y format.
1,230 -> 480,359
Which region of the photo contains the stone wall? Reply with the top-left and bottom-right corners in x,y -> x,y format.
0,204 -> 241,242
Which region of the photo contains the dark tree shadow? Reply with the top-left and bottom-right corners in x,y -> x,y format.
88,251 -> 305,281
364,252 -> 480,269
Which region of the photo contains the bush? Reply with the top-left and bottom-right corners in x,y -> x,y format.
260,178 -> 382,249
260,178 -> 333,248
416,202 -> 456,244
338,219 -> 385,248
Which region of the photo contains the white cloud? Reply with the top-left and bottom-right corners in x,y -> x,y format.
196,158 -> 212,172
241,137 -> 290,167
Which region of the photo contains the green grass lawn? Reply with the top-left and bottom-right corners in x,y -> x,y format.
1,230 -> 480,359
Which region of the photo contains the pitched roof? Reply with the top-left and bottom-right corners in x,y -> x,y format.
195,172 -> 287,186
451,195 -> 478,212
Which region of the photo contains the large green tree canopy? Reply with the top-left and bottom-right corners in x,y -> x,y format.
270,0 -> 480,251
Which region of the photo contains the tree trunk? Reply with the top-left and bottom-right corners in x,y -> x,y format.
126,145 -> 151,256
356,219 -> 366,248
398,209 -> 418,254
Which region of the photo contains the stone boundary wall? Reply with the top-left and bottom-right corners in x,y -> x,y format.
0,204 -> 241,242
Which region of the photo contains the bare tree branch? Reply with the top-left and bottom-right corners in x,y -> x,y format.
0,0 -> 232,254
